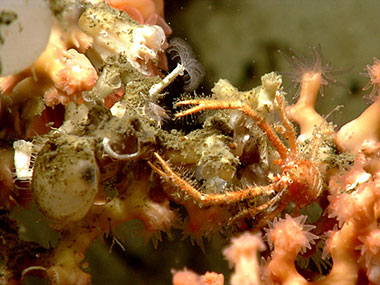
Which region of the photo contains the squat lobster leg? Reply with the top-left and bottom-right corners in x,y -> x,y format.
151,91 -> 325,230
149,152 -> 276,208
175,95 -> 293,161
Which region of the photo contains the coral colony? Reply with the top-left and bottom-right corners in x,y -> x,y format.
2,0 -> 380,284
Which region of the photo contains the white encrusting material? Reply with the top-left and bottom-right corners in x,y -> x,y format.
13,139 -> 34,180
149,63 -> 185,97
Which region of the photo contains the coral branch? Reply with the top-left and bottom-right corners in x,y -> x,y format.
223,232 -> 265,285
335,99 -> 380,153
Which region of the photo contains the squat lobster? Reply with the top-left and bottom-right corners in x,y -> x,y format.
149,91 -> 325,228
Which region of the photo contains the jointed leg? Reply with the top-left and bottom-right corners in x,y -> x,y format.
175,100 -> 289,160
275,92 -> 297,154
227,191 -> 285,226
149,152 -> 274,207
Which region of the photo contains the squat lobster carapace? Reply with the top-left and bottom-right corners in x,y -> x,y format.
150,91 -> 325,229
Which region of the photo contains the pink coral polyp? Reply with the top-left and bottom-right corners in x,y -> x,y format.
266,215 -> 318,254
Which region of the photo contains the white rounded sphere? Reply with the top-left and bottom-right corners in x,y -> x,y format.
0,0 -> 52,75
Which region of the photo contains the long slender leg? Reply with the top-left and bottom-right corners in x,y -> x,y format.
175,100 -> 289,160
227,191 -> 285,226
275,92 -> 297,154
149,152 -> 274,207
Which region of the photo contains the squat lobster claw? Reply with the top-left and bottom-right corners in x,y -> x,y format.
150,91 -> 325,228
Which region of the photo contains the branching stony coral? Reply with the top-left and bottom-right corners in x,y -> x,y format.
2,1 -> 380,284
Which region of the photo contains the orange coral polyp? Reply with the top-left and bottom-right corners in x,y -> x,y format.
364,57 -> 380,99
285,48 -> 332,141
266,215 -> 317,255
282,45 -> 329,86
367,58 -> 380,85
